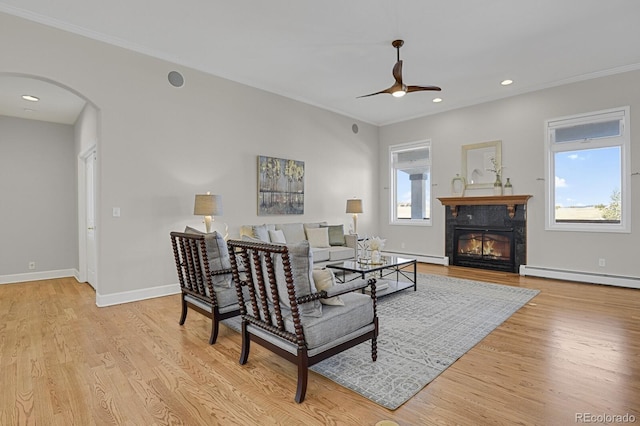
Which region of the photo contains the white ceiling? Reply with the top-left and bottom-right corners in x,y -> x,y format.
0,75 -> 86,125
2,1 -> 640,126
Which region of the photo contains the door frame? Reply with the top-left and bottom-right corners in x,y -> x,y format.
78,145 -> 98,290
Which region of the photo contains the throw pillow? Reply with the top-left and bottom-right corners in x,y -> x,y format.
273,241 -> 322,317
268,229 -> 286,244
252,224 -> 270,242
321,224 -> 346,246
306,227 -> 330,248
239,225 -> 254,239
312,268 -> 344,306
276,223 -> 307,244
183,226 -> 232,288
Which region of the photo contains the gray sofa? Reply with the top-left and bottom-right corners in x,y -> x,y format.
239,222 -> 356,263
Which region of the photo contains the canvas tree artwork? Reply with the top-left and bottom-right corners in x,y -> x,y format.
258,155 -> 305,215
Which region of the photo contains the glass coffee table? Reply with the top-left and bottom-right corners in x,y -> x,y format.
327,255 -> 417,297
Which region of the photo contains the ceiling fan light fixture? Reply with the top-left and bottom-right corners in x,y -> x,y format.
358,39 -> 440,99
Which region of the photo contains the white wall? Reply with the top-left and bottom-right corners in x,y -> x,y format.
0,13 -> 380,301
3,11 -> 637,299
0,116 -> 77,276
379,70 -> 640,279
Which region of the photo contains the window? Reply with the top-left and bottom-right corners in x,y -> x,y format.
545,107 -> 630,232
390,140 -> 431,226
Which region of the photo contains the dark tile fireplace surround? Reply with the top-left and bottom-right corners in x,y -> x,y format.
438,196 -> 532,273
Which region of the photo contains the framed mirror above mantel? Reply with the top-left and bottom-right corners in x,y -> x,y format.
438,195 -> 532,219
461,140 -> 502,190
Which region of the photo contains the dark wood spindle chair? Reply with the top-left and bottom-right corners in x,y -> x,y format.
227,239 -> 378,403
170,231 -> 241,344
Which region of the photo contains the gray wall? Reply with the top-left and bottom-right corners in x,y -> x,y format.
0,116 -> 78,275
0,13 -> 380,299
2,11 -> 638,299
379,70 -> 640,278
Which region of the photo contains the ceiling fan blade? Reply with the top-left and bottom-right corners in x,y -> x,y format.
357,39 -> 441,99
357,87 -> 394,98
407,85 -> 442,92
392,60 -> 403,84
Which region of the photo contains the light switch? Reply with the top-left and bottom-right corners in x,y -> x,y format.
113,207 -> 121,217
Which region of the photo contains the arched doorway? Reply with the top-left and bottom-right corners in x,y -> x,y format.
0,73 -> 100,296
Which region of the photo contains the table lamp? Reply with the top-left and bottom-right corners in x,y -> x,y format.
194,192 -> 223,233
346,198 -> 363,234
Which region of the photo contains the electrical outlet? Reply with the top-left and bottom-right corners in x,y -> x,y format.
598,258 -> 606,267
28,261 -> 36,270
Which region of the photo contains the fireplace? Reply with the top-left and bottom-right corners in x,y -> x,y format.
438,195 -> 531,273
454,226 -> 515,272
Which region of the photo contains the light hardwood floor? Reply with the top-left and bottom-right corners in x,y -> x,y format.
1,265 -> 638,425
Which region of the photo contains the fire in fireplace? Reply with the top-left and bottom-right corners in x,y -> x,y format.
453,226 -> 515,272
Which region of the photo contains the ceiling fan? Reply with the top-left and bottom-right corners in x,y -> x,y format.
358,39 -> 441,98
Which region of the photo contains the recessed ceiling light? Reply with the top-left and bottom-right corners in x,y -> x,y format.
22,95 -> 40,102
501,79 -> 513,86
23,108 -> 34,113
432,98 -> 443,103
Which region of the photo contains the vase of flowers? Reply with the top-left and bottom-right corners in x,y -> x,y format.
494,174 -> 503,195
487,157 -> 503,195
367,237 -> 385,264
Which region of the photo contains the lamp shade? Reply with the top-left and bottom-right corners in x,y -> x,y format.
194,193 -> 223,216
345,199 -> 363,214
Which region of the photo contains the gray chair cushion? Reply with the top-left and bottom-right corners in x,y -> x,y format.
184,226 -> 232,288
273,241 -> 322,317
295,292 -> 373,349
260,292 -> 373,350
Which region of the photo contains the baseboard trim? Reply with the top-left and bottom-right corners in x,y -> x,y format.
520,265 -> 640,289
381,251 -> 449,266
0,268 -> 78,285
96,283 -> 181,307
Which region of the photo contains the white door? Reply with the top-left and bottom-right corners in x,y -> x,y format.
85,150 -> 97,289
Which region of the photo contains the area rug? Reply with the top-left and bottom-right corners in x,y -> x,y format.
225,273 -> 539,410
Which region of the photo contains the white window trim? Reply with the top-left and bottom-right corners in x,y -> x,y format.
544,106 -> 631,233
389,140 -> 432,227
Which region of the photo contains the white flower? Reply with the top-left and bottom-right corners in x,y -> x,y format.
367,236 -> 386,251
486,157 -> 502,177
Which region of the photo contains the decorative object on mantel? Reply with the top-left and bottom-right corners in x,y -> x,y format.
346,198 -> 363,234
451,174 -> 466,197
504,178 -> 513,195
193,192 -> 223,233
258,155 -> 305,215
487,155 -> 503,195
437,195 -> 532,219
461,140 -> 502,190
493,175 -> 503,195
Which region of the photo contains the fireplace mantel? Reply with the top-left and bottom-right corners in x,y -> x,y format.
438,195 -> 532,219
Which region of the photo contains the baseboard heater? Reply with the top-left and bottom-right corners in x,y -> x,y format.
381,251 -> 449,266
520,265 -> 640,289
